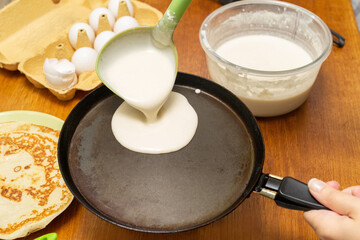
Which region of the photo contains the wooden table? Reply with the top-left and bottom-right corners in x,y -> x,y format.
1,0 -> 359,239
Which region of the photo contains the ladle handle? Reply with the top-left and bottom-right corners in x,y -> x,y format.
152,0 -> 192,46
254,174 -> 328,211
167,0 -> 193,23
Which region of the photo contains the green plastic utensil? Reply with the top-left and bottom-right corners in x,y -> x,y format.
34,233 -> 58,240
96,0 -> 193,99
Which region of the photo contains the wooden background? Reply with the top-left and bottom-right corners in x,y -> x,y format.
1,0 -> 359,239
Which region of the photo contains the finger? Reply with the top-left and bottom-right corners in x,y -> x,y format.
303,210 -> 350,240
308,178 -> 360,218
342,186 -> 360,198
326,180 -> 340,190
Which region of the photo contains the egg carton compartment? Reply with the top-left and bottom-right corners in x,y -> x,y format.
0,0 -> 162,100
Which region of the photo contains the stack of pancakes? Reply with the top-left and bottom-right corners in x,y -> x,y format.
0,122 -> 73,239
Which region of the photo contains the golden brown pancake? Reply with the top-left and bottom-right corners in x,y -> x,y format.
0,122 -> 73,240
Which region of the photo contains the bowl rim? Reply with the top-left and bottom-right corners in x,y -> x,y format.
199,0 -> 333,77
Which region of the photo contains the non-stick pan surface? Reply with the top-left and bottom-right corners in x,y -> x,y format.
58,72 -> 264,233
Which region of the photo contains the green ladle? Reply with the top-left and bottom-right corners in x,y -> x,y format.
96,0 -> 192,92
96,0 -> 192,121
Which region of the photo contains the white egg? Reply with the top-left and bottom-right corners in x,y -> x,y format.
89,8 -> 115,32
71,47 -> 98,75
94,31 -> 116,52
113,16 -> 139,34
108,0 -> 134,18
68,23 -> 95,49
43,58 -> 77,90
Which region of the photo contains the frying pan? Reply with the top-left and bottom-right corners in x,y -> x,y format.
58,72 -> 325,233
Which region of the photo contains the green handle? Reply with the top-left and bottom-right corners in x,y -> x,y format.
167,0 -> 192,23
34,233 -> 58,240
152,0 -> 192,46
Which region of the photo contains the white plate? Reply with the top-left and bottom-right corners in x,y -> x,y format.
0,110 -> 63,130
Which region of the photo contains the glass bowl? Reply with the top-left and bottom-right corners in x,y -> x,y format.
199,0 -> 332,117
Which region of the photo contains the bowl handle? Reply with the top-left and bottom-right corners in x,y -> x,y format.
330,28 -> 345,48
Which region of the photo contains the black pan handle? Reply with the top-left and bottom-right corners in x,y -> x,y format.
254,174 -> 328,211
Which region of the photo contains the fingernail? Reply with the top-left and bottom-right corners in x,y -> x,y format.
308,178 -> 326,193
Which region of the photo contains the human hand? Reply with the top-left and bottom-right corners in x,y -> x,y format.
303,178 -> 360,240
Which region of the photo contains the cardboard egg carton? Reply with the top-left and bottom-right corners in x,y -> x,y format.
0,0 -> 162,100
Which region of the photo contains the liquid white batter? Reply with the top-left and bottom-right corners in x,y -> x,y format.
209,34 -> 317,116
98,30 -> 198,153
99,31 -> 176,122
216,35 -> 313,71
112,92 -> 198,154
